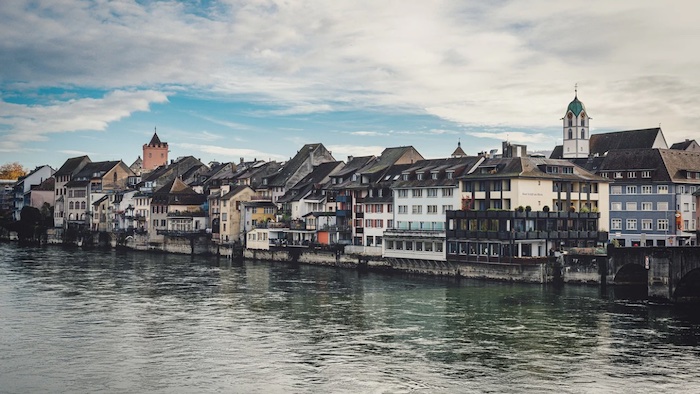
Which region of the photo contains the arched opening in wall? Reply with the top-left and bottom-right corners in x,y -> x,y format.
673,268 -> 700,303
611,263 -> 648,300
614,263 -> 647,285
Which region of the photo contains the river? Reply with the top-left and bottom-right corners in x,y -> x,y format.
1,243 -> 700,393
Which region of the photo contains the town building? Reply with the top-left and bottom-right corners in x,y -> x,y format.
142,130 -> 169,172
149,178 -> 207,239
383,154 -> 484,263
53,156 -> 91,227
445,142 -> 609,263
13,165 -> 55,221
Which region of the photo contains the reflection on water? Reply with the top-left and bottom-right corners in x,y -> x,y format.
1,243 -> 700,393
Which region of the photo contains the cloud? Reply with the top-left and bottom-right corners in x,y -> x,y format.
0,90 -> 169,144
2,0 -> 700,157
174,142 -> 287,162
327,144 -> 384,159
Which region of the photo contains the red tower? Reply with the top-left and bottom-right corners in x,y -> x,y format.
142,130 -> 168,172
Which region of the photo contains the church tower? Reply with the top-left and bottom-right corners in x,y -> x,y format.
142,129 -> 168,172
562,87 -> 590,159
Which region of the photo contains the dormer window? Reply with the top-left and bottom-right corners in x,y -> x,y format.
402,174 -> 409,181
614,172 -> 623,179
642,171 -> 651,178
628,172 -> 636,178
447,172 -> 453,179
417,173 -> 423,180
431,172 -> 438,180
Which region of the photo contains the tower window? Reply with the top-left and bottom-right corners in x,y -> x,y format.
581,119 -> 585,126
568,119 -> 572,127
581,130 -> 585,139
568,129 -> 572,139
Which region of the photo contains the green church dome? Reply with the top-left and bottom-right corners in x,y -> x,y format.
567,95 -> 586,116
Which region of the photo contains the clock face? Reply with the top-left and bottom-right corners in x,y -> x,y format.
568,113 -> 573,119
581,112 -> 585,118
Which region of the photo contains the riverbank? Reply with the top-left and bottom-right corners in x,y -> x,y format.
1,228 -> 588,285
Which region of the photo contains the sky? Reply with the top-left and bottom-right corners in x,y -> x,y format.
1,0 -> 699,170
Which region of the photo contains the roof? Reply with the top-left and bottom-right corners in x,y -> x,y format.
451,142 -> 467,158
670,139 -> 700,151
65,161 -> 123,186
461,156 -> 606,182
55,156 -> 90,176
589,128 -> 665,156
152,178 -> 206,206
220,185 -> 253,200
148,132 -> 165,146
266,143 -> 325,187
31,177 -> 55,191
566,95 -> 586,116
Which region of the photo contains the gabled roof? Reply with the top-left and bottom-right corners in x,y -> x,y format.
265,143 -> 331,187
152,178 -> 206,206
31,177 -> 55,191
391,156 -> 482,188
65,161 -> 124,186
55,156 -> 90,176
221,185 -> 253,200
461,156 -> 606,182
670,139 -> 700,151
361,146 -> 423,176
589,128 -> 666,156
278,161 -> 343,203
659,149 -> 700,184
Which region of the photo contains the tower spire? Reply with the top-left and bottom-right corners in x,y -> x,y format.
574,83 -> 578,98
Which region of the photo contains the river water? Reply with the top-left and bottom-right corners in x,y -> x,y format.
1,243 -> 700,393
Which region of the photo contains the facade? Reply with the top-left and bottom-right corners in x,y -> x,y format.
142,131 -> 169,172
13,165 -> 55,221
216,185 -> 255,244
444,144 -> 609,262
599,148 -> 700,246
53,156 -> 91,227
383,155 -> 483,262
149,178 -> 207,239
64,161 -> 134,229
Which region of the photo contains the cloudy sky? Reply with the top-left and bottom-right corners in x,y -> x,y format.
1,0 -> 699,169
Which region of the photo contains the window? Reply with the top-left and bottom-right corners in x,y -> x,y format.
658,219 -> 669,231
398,190 -> 408,198
568,129 -> 573,139
678,185 -> 686,194
626,202 -> 637,211
365,219 -> 372,228
626,219 -> 637,230
427,205 -> 438,214
611,186 -> 622,194
611,219 -> 622,230
562,167 -> 574,174
412,189 -> 422,198
447,172 -> 453,179
626,186 -> 637,194
581,130 -> 585,139
658,185 -> 668,194
417,173 -> 423,180
614,172 -> 623,179
386,241 -> 394,250
427,188 -> 438,197
641,202 -> 652,211
442,188 -> 453,197
642,219 -> 653,231
387,219 -> 393,228
415,242 -> 423,252
611,202 -> 622,211
641,185 -> 652,194
684,203 -> 690,212
642,171 -> 651,178
431,172 -> 438,180
412,205 -> 422,214
628,172 -> 636,178
442,205 -> 453,213
398,205 -> 408,214
658,202 -> 669,211
222,213 -> 227,221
